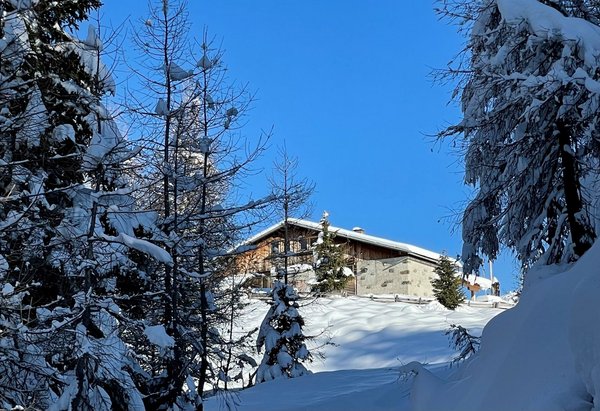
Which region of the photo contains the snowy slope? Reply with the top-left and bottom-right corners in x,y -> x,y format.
403,243 -> 600,411
208,237 -> 600,411
206,296 -> 502,411
209,367 -> 413,411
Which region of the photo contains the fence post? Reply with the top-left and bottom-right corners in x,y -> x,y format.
395,295 -> 399,302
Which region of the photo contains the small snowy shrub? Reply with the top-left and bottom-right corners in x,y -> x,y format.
446,324 -> 480,366
256,281 -> 311,383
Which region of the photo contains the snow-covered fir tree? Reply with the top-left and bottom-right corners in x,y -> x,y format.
0,2 -> 102,408
256,280 -> 311,383
431,255 -> 465,310
438,0 -> 600,274
46,29 -> 152,410
0,1 -> 168,409
313,212 -> 352,294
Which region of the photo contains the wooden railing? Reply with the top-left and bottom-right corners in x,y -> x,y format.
349,294 -> 515,309
246,289 -> 516,309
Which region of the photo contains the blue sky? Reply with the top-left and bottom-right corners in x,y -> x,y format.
98,0 -> 520,290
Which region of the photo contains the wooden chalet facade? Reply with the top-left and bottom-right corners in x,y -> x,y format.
234,218 -> 450,297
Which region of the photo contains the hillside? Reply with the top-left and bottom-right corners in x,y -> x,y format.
206,296 -> 503,410
208,242 -> 600,411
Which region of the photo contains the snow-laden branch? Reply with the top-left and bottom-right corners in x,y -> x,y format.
100,233 -> 172,264
497,0 -> 600,67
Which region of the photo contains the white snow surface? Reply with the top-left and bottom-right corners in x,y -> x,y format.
144,324 -> 175,349
206,296 -> 501,410
1,11 -> 29,67
52,124 -> 75,143
197,53 -> 212,69
207,240 -> 600,410
1,282 -> 14,295
9,0 -> 38,10
83,25 -> 103,51
165,62 -> 193,81
0,255 -> 8,279
101,233 -> 172,264
401,242 -> 600,411
83,117 -> 123,170
155,98 -> 168,116
58,34 -> 116,94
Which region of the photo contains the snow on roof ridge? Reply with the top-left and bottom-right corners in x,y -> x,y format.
246,218 -> 446,263
290,218 -> 444,262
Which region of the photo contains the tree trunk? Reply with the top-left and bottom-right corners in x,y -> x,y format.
557,121 -> 595,259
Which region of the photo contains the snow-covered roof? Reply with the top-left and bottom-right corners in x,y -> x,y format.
462,273 -> 499,291
245,218 -> 446,264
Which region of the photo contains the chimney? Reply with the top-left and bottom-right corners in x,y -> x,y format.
352,227 -> 365,234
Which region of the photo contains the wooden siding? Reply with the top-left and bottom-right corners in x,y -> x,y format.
233,222 -> 440,297
235,224 -> 416,276
233,226 -> 318,275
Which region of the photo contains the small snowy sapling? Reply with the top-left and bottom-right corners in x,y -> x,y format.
256,280 -> 311,383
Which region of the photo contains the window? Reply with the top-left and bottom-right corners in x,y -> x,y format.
299,237 -> 308,251
271,240 -> 280,254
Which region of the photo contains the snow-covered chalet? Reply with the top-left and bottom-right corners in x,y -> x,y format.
234,218 -> 456,297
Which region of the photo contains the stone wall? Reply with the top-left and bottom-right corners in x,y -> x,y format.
256,255 -> 439,297
356,256 -> 438,297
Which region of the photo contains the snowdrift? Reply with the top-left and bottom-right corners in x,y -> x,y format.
404,242 -> 600,411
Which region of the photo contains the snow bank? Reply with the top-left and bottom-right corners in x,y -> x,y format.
209,367 -> 411,411
404,242 -> 600,411
474,294 -> 503,303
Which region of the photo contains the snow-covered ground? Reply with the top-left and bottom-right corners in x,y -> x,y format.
207,240 -> 600,411
206,295 -> 503,411
206,235 -> 600,411
208,234 -> 600,411
400,241 -> 600,411
208,231 -> 600,411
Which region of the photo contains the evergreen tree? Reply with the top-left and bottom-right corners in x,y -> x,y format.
0,1 -> 99,407
0,2 -> 162,408
0,0 -> 100,307
256,280 -> 311,383
438,0 -> 599,274
431,255 -> 465,310
313,212 -> 351,293
253,148 -> 313,388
